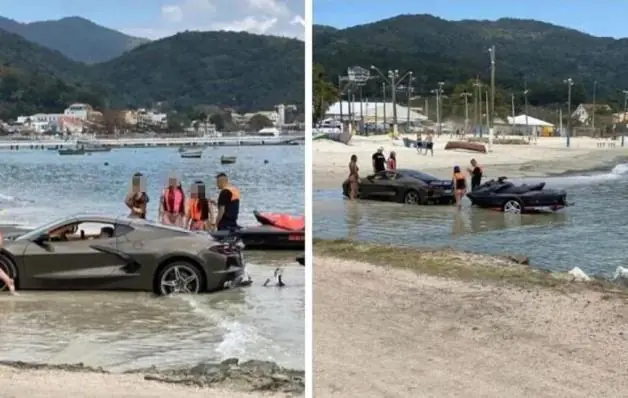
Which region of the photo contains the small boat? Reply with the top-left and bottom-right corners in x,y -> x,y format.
220,156 -> 236,164
58,148 -> 85,155
181,150 -> 203,158
444,141 -> 487,153
178,146 -> 189,153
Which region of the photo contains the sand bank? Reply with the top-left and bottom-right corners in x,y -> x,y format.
313,135 -> 628,188
314,241 -> 628,398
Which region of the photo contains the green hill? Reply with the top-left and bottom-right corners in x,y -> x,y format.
314,15 -> 628,110
0,29 -> 303,120
0,16 -> 149,64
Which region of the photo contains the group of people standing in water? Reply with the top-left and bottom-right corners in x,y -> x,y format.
124,171 -> 241,232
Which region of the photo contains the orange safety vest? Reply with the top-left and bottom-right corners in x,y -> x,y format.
186,198 -> 203,221
222,185 -> 241,201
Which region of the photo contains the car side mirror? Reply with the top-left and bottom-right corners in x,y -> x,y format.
34,233 -> 51,245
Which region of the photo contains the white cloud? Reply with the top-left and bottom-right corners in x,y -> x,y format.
122,0 -> 303,40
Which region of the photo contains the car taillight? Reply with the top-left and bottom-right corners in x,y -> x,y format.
210,244 -> 235,255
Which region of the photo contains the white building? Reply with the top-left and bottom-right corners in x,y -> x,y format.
64,103 -> 93,120
137,109 -> 167,127
572,103 -> 612,125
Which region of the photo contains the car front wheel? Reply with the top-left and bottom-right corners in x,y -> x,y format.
156,261 -> 205,295
404,190 -> 421,205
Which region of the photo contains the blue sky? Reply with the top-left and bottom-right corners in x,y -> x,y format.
314,0 -> 628,38
0,0 -> 304,39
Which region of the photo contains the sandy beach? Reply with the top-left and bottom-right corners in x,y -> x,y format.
313,243 -> 628,398
0,366 -> 287,398
313,135 -> 628,188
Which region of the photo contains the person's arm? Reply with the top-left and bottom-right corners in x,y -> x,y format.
158,194 -> 165,217
215,190 -> 232,226
124,193 -> 134,210
207,202 -> 216,230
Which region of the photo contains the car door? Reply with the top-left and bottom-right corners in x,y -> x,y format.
368,171 -> 400,200
20,223 -> 126,290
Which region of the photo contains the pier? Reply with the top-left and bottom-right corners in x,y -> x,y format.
0,135 -> 304,150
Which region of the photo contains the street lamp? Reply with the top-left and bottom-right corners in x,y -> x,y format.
564,78 -> 574,147
622,89 -> 628,147
488,45 -> 496,150
370,65 -> 413,136
472,77 -> 482,136
397,81 -> 416,132
460,92 -> 472,134
431,82 -> 445,134
523,80 -> 530,135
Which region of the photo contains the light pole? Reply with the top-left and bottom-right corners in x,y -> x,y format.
622,89 -> 628,147
488,45 -> 496,150
592,81 -> 597,130
510,93 -> 516,135
473,77 -> 482,136
370,65 -> 413,136
431,82 -> 445,134
523,80 -> 530,136
460,91 -> 472,134
564,78 -> 574,147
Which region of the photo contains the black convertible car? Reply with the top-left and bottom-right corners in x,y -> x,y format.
342,169 -> 455,205
0,215 -> 249,295
466,177 -> 571,213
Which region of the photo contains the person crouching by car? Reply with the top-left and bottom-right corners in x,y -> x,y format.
185,181 -> 214,231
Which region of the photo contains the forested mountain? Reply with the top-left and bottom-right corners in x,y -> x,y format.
314,15 -> 628,110
0,16 -> 148,63
0,27 -> 303,119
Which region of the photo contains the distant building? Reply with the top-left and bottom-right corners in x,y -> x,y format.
572,103 -> 612,125
64,103 -> 93,120
136,109 -> 167,127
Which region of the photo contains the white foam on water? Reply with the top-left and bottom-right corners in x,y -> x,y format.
0,206 -> 57,229
173,295 -> 262,361
0,193 -> 16,202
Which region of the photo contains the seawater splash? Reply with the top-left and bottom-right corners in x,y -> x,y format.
610,163 -> 628,175
172,295 -> 262,361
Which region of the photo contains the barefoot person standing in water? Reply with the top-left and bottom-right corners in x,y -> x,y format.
0,233 -> 16,294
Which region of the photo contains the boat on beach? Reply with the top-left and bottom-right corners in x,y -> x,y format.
180,149 -> 203,158
58,147 -> 85,155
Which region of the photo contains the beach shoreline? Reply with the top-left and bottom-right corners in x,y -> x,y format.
313,135 -> 628,189
314,240 -> 628,397
0,359 -> 304,398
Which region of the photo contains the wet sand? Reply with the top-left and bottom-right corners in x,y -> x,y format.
0,366 -> 287,397
314,254 -> 628,397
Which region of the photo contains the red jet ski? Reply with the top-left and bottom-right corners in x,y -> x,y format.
210,211 -> 305,250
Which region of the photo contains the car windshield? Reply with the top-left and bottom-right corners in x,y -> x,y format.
404,170 -> 438,181
14,216 -> 71,241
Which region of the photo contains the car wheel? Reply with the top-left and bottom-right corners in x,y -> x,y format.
156,261 -> 205,295
503,199 -> 523,214
404,190 -> 421,205
0,254 -> 17,292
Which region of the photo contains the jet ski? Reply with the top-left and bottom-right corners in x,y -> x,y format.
467,176 -> 571,213
210,211 -> 305,250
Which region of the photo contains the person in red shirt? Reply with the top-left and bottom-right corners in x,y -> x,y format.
387,151 -> 397,170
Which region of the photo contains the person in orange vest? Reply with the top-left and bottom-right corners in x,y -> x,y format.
185,181 -> 214,231
159,177 -> 186,226
214,173 -> 241,231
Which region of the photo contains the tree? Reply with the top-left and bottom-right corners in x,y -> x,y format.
209,113 -> 225,131
247,114 -> 273,131
102,109 -> 127,135
313,64 -> 338,124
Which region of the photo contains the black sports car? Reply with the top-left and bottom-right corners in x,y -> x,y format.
466,177 -> 571,213
0,215 -> 249,295
342,169 -> 455,205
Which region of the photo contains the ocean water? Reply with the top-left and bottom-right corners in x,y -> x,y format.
0,145 -> 305,371
314,163 -> 628,276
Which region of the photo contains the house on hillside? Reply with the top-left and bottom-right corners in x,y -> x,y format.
572,103 -> 612,125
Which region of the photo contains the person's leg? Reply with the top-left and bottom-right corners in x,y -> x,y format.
0,268 -> 15,294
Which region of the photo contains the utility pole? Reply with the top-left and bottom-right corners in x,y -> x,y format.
564,78 -> 574,147
424,98 -> 429,120
622,89 -> 628,147
485,89 -> 490,128
338,75 -> 344,123
511,93 -> 516,135
370,65 -> 413,136
460,92 -> 472,134
592,81 -> 597,130
488,45 -> 496,151
431,82 -> 445,134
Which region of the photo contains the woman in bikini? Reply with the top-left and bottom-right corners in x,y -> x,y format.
452,165 -> 467,209
348,154 -> 359,200
125,172 -> 150,219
